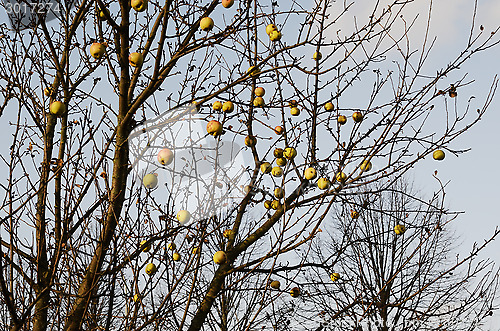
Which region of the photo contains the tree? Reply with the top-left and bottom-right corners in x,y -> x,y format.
0,0 -> 498,330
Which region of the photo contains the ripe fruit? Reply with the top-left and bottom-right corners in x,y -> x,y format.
330,272 -> 340,281
350,210 -> 359,219
49,101 -> 66,116
173,252 -> 181,261
313,51 -> 322,60
260,162 -> 272,174
222,101 -> 234,113
271,200 -> 281,210
167,242 -> 176,250
133,294 -> 141,302
254,87 -> 265,97
317,178 -> 330,190
337,115 -> 347,125
274,126 -> 284,135
131,0 -> 147,11
221,0 -> 234,8
283,147 -> 297,159
142,173 -> 158,189
223,229 -> 233,238
245,135 -> 257,147
266,24 -> 278,35
271,166 -> 283,177
324,102 -> 334,111
264,200 -> 272,209
269,30 -> 282,41
253,97 -> 265,108
140,240 -> 151,253
273,148 -> 284,158
176,210 -> 191,225
213,101 -> 223,111
276,157 -> 287,166
213,251 -> 227,264
274,187 -> 285,199
290,287 -> 300,298
360,160 -> 372,171
145,262 -> 157,275
247,66 -> 260,77
304,167 -> 317,180
433,150 -> 445,161
336,172 -> 347,183
200,17 -> 214,31
394,224 -> 406,235
290,107 -> 300,116
207,120 -> 223,137
352,111 -> 363,123
44,87 -> 52,97
270,280 -> 280,289
90,42 -> 106,59
157,148 -> 174,166
129,52 -> 143,67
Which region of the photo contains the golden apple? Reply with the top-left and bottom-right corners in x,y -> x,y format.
213,101 -> 223,111
176,210 -> 191,225
221,0 -> 234,8
142,173 -> 158,189
270,280 -> 280,289
317,178 -> 330,190
304,167 -> 317,180
254,87 -> 265,97
264,200 -> 272,209
313,51 -> 322,60
49,101 -> 66,116
271,200 -> 281,210
324,102 -> 334,111
90,42 -> 106,59
266,24 -> 278,35
129,52 -> 143,67
222,101 -> 234,113
260,162 -> 272,174
394,224 -> 406,235
276,157 -> 287,166
245,135 -> 257,147
273,148 -> 284,158
352,111 -> 363,123
290,107 -> 300,116
274,126 -> 284,135
253,96 -> 265,108
200,17 -> 214,31
172,252 -> 181,261
271,166 -> 283,177
274,187 -> 285,199
330,272 -> 340,281
213,250 -> 227,264
157,148 -> 174,166
290,287 -> 300,298
350,210 -> 359,219
207,120 -> 223,137
337,115 -> 347,125
140,240 -> 151,253
269,30 -> 282,41
247,66 -> 261,77
283,147 -> 297,159
360,160 -> 372,171
167,242 -> 176,250
131,0 -> 147,11
335,172 -> 347,183
433,150 -> 445,161
145,262 -> 157,275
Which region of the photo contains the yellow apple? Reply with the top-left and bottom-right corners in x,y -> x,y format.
270,280 -> 280,289
352,111 -> 363,123
247,66 -> 261,77
131,0 -> 147,11
290,287 -> 300,298
304,167 -> 317,180
313,51 -> 322,60
213,101 -> 223,111
142,173 -> 158,189
269,30 -> 282,41
44,87 -> 52,97
213,251 -> 227,264
254,87 -> 265,97
360,160 -> 372,171
274,187 -> 285,199
283,147 -> 297,159
90,42 -> 106,59
245,135 -> 257,147
223,229 -> 233,238
271,166 -> 283,177
260,162 -> 272,174
394,224 -> 406,235
273,148 -> 284,158
173,252 -> 181,261
264,200 -> 272,209
336,172 -> 347,183
337,115 -> 347,125
140,240 -> 151,253
207,120 -> 223,137
433,150 -> 445,160
324,102 -> 334,111
157,148 -> 174,166
317,177 -> 330,190
49,101 -> 66,116
222,101 -> 234,113
350,210 -> 359,219
266,24 -> 278,35
276,157 -> 287,166
200,17 -> 214,31
290,107 -> 300,116
274,126 -> 284,135
221,0 -> 234,8
176,210 -> 191,225
330,272 -> 340,281
129,52 -> 143,67
253,96 -> 265,107
145,262 -> 157,275
167,242 -> 176,250
271,200 -> 281,210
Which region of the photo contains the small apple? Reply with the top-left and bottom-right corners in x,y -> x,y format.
157,148 -> 174,166
131,0 -> 147,11
254,87 -> 265,97
274,187 -> 285,199
222,101 -> 234,113
200,17 -> 214,31
167,242 -> 176,250
337,115 -> 347,125
253,97 -> 265,108
433,150 -> 445,160
44,87 -> 52,97
89,42 -> 106,59
273,148 -> 284,158
271,200 -> 281,210
176,210 -> 191,225
133,294 -> 141,302
360,160 -> 372,171
247,66 -> 261,77
350,210 -> 359,219
266,24 -> 278,35
324,102 -> 334,111
207,120 -> 223,137
264,200 -> 272,209
269,30 -> 282,41
276,157 -> 287,166
330,272 -> 340,282
283,147 -> 297,159
335,172 -> 347,183
173,252 -> 181,261
221,0 -> 234,8
140,240 -> 151,253
290,107 -> 300,116
313,51 -> 322,60
274,126 -> 284,135
213,251 -> 227,264
129,52 -> 143,67
352,111 -> 363,123
270,280 -> 281,289
260,162 -> 272,174
50,101 -> 66,116
394,224 -> 406,235
290,287 -> 300,298
145,262 -> 157,275
304,167 -> 317,180
317,178 -> 330,190
213,101 -> 223,111
271,166 -> 283,177
223,229 -> 233,238
245,135 -> 257,147
142,173 -> 158,189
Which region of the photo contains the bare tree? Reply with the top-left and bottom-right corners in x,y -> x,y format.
0,0 -> 498,330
